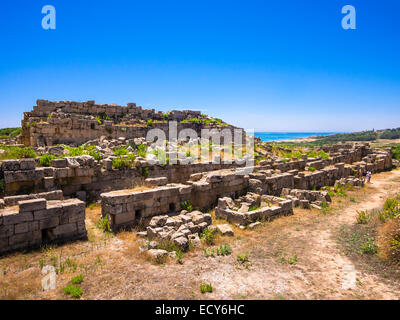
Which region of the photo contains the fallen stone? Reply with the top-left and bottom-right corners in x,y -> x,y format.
216,224 -> 234,236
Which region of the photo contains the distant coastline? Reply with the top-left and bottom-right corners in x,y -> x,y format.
254,132 -> 339,142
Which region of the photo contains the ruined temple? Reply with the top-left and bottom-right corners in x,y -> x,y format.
19,100 -> 244,147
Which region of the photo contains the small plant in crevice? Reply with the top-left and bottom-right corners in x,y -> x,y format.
181,200 -> 193,212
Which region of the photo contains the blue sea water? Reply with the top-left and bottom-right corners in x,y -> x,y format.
254,132 -> 338,142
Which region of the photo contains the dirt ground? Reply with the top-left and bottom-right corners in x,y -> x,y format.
1,169 -> 400,300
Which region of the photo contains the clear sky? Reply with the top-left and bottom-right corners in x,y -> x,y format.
0,0 -> 399,132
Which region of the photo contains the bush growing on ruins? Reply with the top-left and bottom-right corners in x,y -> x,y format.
200,283 -> 213,294
308,166 -> 316,172
40,154 -> 57,167
141,167 -> 149,178
181,200 -> 193,212
175,250 -> 184,264
89,150 -> 102,161
147,119 -> 154,126
248,205 -> 260,212
189,118 -> 199,124
113,147 -> 129,156
97,216 -> 111,233
318,151 -> 330,159
63,284 -> 83,299
157,239 -> 181,253
200,228 -> 216,245
94,116 -> 102,125
0,146 -> 37,160
136,144 -> 148,158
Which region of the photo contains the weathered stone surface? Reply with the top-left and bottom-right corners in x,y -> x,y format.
216,224 -> 234,236
18,198 -> 47,213
147,249 -> 168,261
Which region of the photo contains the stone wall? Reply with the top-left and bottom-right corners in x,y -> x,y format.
0,198 -> 87,255
0,157 -> 244,199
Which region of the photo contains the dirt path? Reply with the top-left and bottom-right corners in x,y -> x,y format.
195,169 -> 400,300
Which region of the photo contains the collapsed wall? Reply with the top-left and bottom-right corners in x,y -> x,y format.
19,100 -> 244,147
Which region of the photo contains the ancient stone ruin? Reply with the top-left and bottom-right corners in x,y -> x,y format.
0,99 -> 397,255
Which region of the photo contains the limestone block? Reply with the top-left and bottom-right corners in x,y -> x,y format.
173,236 -> 189,251
216,224 -> 234,236
1,160 -> 20,171
39,217 -> 60,230
51,158 -> 67,168
2,211 -> 33,225
20,159 -> 36,170
0,225 -> 14,238
53,223 -> 77,237
14,222 -> 29,234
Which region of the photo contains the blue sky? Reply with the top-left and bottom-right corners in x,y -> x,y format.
0,0 -> 399,132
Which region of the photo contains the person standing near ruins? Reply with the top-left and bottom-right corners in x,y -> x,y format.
366,171 -> 372,183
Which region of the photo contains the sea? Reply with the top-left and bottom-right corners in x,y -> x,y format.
254,132 -> 338,142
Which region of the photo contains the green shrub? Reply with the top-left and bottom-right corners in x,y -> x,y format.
200,283 -> 213,294
360,237 -> 378,254
89,150 -> 102,161
203,248 -> 215,257
113,147 -> 129,156
175,250 -> 184,264
181,200 -> 193,212
288,253 -> 298,265
63,285 -> 83,298
71,274 -> 84,284
384,198 -> 399,212
136,144 -> 147,158
141,167 -> 149,178
308,166 -> 316,172
147,119 -> 154,126
248,205 -> 260,212
157,239 -> 181,252
200,228 -> 216,245
236,252 -> 249,263
216,244 -> 232,256
0,146 -> 37,160
356,210 -> 368,224
94,116 -> 102,125
97,216 -> 111,232
40,154 -> 56,167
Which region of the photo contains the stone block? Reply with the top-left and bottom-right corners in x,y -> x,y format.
20,159 -> 36,170
19,198 -> 46,213
2,212 -> 33,225
51,158 -> 67,168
